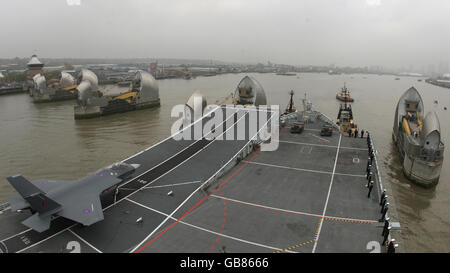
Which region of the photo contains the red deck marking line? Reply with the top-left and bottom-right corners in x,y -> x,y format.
135,126 -> 288,253
211,189 -> 228,251
213,195 -> 378,224
134,151 -> 262,253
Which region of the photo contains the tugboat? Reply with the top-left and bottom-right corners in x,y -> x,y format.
336,100 -> 358,136
336,84 -> 354,102
392,87 -> 444,187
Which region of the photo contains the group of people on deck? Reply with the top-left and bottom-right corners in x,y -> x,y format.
348,127 -> 365,138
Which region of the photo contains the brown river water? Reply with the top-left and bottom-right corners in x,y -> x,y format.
0,72 -> 448,252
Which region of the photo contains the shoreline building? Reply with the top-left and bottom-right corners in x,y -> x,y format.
26,55 -> 44,91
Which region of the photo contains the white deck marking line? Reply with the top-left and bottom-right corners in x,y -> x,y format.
309,133 -> 330,143
335,172 -> 365,178
130,111 -> 275,253
279,140 -> 367,151
220,105 -> 277,113
120,105 -> 221,161
312,133 -> 342,253
0,228 -> 32,243
0,241 -> 8,253
118,180 -> 202,191
124,198 -> 296,253
118,141 -> 199,190
107,109 -> 246,210
142,180 -> 203,189
244,161 -> 365,178
11,109 -> 247,253
210,195 -> 377,223
129,111 -> 254,253
118,105 -> 245,190
68,229 -> 102,253
117,108 -> 239,191
1,106 -> 228,243
16,227 -> 70,253
117,107 -> 241,191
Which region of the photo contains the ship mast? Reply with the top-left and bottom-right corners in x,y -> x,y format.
287,90 -> 294,113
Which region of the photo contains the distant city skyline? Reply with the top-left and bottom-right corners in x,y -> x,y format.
1,0 -> 449,73
1,55 -> 449,76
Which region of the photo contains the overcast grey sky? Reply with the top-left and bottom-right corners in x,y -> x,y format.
1,0 -> 449,68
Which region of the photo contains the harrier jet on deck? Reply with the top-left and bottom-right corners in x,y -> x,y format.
7,162 -> 140,232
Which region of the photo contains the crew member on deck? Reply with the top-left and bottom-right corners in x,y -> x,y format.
382,217 -> 390,236
380,190 -> 386,206
368,181 -> 374,198
382,226 -> 391,245
387,239 -> 398,253
380,203 -> 389,222
381,196 -> 388,212
366,171 -> 373,182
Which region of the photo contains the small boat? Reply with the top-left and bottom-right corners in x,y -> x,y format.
336,84 -> 354,102
276,71 -> 296,76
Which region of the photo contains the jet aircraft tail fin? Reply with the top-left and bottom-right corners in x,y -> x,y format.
7,175 -> 62,215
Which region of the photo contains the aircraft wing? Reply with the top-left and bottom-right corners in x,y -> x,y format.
82,172 -> 123,194
57,194 -> 104,226
8,194 -> 30,211
31,179 -> 75,194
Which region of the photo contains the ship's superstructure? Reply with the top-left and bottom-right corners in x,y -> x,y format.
336,84 -> 354,102
392,87 -> 444,186
336,101 -> 357,135
283,90 -> 297,115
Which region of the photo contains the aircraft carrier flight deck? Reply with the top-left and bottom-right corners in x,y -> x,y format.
0,104 -> 397,253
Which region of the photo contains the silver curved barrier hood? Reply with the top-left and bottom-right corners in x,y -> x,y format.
60,72 -> 76,89
421,111 -> 441,150
133,70 -> 159,103
32,74 -> 47,95
393,86 -> 424,133
233,76 -> 267,106
76,69 -> 99,106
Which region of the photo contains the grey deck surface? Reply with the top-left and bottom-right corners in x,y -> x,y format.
0,108 -> 385,253
0,106 -> 273,253
133,119 -> 385,253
